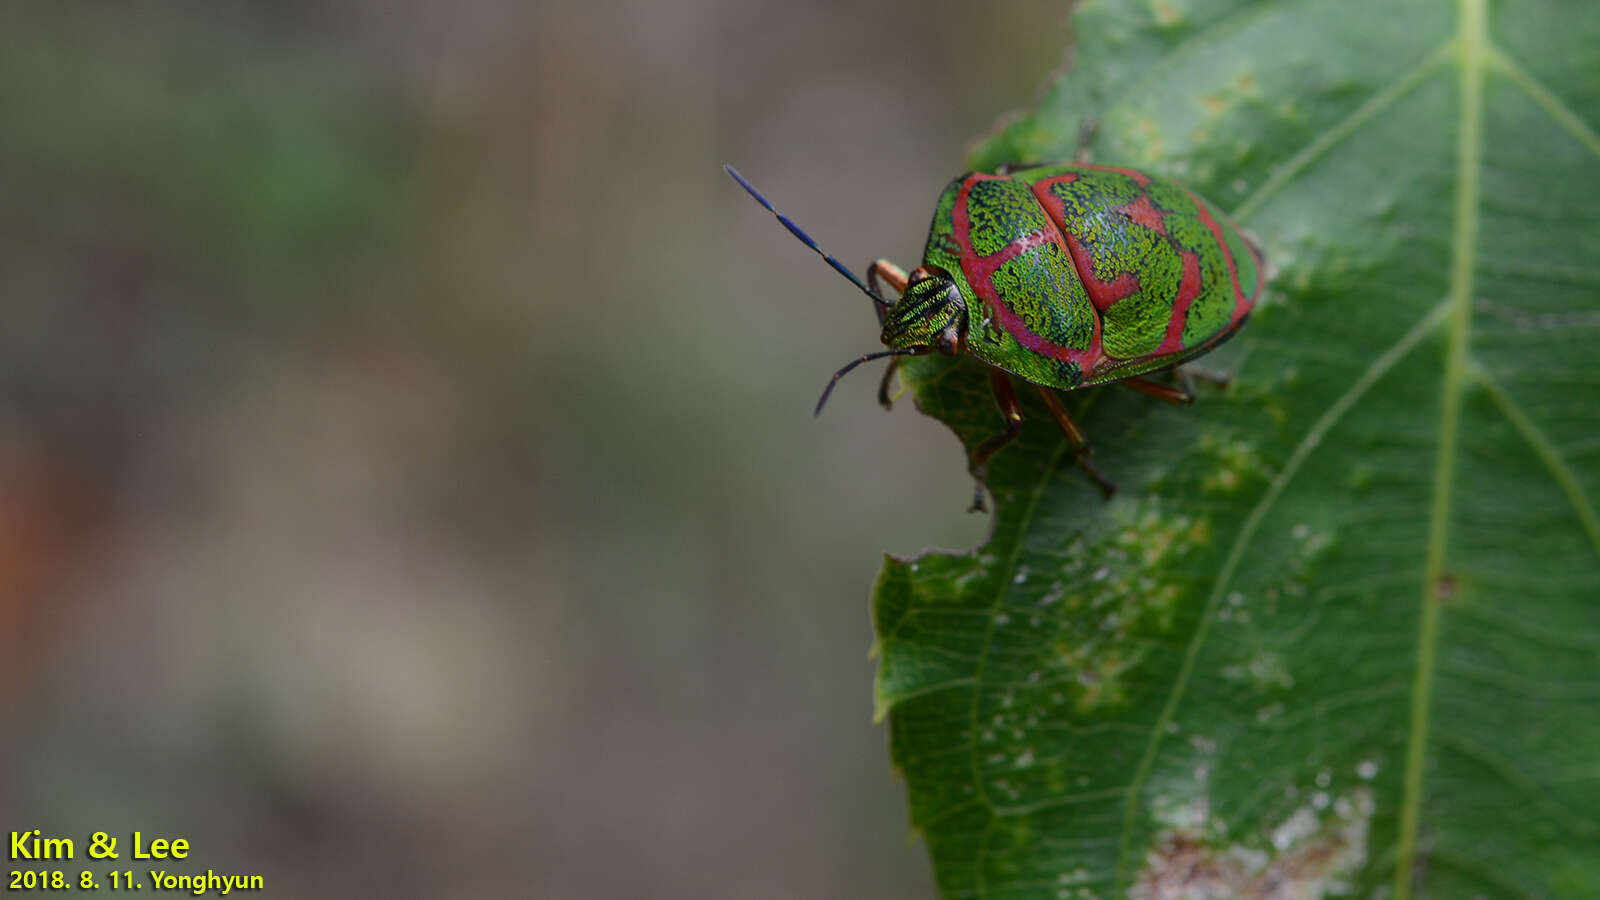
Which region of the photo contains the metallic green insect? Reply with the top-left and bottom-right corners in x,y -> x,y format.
727,160 -> 1265,511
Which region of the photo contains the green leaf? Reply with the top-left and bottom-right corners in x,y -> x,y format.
873,1 -> 1600,897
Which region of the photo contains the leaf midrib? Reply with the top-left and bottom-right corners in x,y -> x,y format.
1395,1 -> 1486,896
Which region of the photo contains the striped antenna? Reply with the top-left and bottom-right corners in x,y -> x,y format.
725,164 -> 887,312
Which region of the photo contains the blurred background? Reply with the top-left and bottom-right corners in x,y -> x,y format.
0,1 -> 1072,895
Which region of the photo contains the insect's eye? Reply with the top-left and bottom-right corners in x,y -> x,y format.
907,265 -> 951,287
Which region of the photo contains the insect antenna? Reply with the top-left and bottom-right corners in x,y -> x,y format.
814,348 -> 925,417
725,164 -> 890,316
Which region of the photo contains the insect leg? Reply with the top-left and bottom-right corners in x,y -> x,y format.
1121,376 -> 1195,405
867,260 -> 908,325
1178,364 -> 1232,386
1074,118 -> 1101,164
1036,387 -> 1117,498
877,358 -> 901,410
867,259 -> 908,294
968,370 -> 1026,512
1125,362 -> 1233,404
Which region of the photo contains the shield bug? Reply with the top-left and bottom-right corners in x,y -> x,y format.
727,160 -> 1265,511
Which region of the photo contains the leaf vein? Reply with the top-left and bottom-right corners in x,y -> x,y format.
1489,45 -> 1600,164
1468,360 -> 1600,560
1452,597 -> 1600,651
1234,40 -> 1453,220
1425,848 -> 1542,900
1097,0 -> 1305,118
881,676 -> 980,709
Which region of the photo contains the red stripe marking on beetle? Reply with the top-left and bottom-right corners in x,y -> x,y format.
1180,184 -> 1259,327
1112,190 -> 1199,355
1059,231 -> 1139,313
1032,179 -> 1145,314
953,174 -> 1103,369
1031,172 -> 1080,192
1154,250 -> 1203,355
1117,194 -> 1168,233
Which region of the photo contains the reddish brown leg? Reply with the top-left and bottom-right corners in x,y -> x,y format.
867,259 -> 909,293
1036,387 -> 1117,498
867,260 -> 910,405
1121,376 -> 1195,405
1074,119 -> 1100,164
867,259 -> 908,325
1124,365 -> 1233,405
968,370 -> 1026,512
877,357 -> 901,410
1181,364 -> 1232,386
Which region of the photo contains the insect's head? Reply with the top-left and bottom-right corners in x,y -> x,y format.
880,265 -> 968,357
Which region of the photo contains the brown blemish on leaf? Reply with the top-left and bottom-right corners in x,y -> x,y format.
1202,94 -> 1226,115
1060,644 -> 1137,712
1209,469 -> 1241,492
1132,789 -> 1373,900
1434,573 -> 1457,602
1200,434 -> 1266,494
1132,832 -> 1251,898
